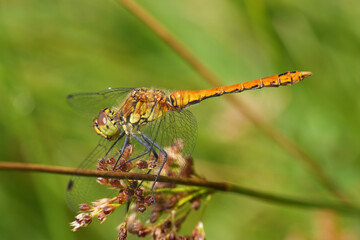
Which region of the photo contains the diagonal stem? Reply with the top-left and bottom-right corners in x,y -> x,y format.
0,162 -> 357,215
116,0 -> 348,204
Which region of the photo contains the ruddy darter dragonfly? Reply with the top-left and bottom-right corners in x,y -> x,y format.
66,71 -> 311,210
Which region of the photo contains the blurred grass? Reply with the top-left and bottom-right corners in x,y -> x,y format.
0,0 -> 360,239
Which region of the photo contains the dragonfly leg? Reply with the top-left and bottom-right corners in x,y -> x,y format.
104,131 -> 125,158
123,134 -> 158,198
118,134 -> 158,166
140,133 -> 168,202
113,134 -> 130,170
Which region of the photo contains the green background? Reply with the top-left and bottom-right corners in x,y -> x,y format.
1,0 -> 360,239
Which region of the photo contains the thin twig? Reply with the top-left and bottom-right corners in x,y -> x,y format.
116,0 -> 348,204
0,162 -> 357,215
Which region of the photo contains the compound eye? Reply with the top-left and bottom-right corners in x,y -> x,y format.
97,110 -> 107,126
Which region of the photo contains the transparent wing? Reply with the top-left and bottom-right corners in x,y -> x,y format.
67,87 -> 134,115
66,138 -> 126,211
142,109 -> 198,163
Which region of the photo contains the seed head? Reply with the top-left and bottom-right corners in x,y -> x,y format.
134,188 -> 143,197
97,212 -> 107,223
137,204 -> 146,213
118,223 -> 127,240
191,199 -> 201,210
136,160 -> 148,169
79,203 -> 92,212
96,177 -> 108,185
129,180 -> 138,189
145,195 -> 154,206
70,213 -> 92,231
109,179 -> 121,188
191,222 -> 205,240
102,205 -> 116,215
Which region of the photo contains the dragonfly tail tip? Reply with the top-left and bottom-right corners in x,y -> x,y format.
301,71 -> 312,79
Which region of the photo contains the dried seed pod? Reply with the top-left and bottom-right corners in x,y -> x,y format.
122,143 -> 133,160
102,205 -> 116,215
145,195 -> 154,206
137,227 -> 151,237
129,180 -> 138,189
75,213 -> 89,223
136,196 -> 145,204
125,188 -> 134,198
92,198 -> 112,208
153,227 -> 163,239
127,220 -> 144,234
191,199 -> 201,210
137,204 -> 146,213
191,222 -> 205,240
134,188 -> 143,197
148,160 -> 157,169
136,160 -> 148,169
149,211 -> 161,223
126,161 -> 133,169
107,157 -> 116,166
163,196 -> 177,210
79,203 -> 92,212
97,212 -> 107,223
167,231 -> 177,240
80,213 -> 92,225
97,177 -> 108,185
118,160 -> 129,172
119,180 -> 128,188
109,179 -> 121,188
118,223 -> 127,240
163,220 -> 172,230
71,213 -> 93,231
116,195 -> 126,204
97,158 -> 109,169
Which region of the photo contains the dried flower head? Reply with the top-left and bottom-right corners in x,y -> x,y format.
69,140 -> 210,239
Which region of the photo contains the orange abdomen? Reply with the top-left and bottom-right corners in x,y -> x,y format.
170,71 -> 311,109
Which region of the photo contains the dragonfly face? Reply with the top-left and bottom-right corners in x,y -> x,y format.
93,108 -> 121,141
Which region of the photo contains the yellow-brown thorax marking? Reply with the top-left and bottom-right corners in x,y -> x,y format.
119,89 -> 174,134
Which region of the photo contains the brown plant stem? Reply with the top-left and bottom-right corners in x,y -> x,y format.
116,0 -> 348,204
0,162 -> 357,215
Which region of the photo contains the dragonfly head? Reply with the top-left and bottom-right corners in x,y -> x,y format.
94,108 -> 121,141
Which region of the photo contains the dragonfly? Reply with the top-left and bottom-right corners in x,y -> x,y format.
66,71 -> 311,210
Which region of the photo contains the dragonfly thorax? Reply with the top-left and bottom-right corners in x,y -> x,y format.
93,89 -> 175,140
119,88 -> 174,130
